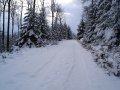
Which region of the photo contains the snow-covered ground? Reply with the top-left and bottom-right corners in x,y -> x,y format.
0,40 -> 120,90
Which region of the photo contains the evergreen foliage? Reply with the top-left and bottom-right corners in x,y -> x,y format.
77,19 -> 85,39
16,7 -> 39,48
52,23 -> 73,41
78,0 -> 120,77
0,0 -> 73,52
80,0 -> 120,46
16,6 -> 73,48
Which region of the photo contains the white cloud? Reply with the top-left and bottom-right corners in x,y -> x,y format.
64,12 -> 72,16
56,0 -> 73,5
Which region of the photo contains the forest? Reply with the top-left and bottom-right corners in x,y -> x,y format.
0,1 -> 120,90
77,0 -> 120,77
0,0 -> 74,52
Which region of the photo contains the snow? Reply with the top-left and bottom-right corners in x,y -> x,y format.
0,40 -> 120,90
29,30 -> 34,36
104,28 -> 114,41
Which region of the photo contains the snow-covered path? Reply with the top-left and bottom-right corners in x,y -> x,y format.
0,40 -> 120,90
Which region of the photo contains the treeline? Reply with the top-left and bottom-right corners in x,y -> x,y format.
0,0 -> 73,52
77,0 -> 120,77
0,0 -> 19,52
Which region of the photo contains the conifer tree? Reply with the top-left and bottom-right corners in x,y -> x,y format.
77,19 -> 85,40
16,7 -> 39,48
80,0 -> 120,77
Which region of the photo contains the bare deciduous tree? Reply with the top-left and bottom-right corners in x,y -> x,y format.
20,0 -> 23,27
11,0 -> 17,38
55,4 -> 64,25
26,0 -> 33,8
51,0 -> 55,30
1,0 -> 7,50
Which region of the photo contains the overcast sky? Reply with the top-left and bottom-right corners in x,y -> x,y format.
57,0 -> 83,34
45,0 -> 83,34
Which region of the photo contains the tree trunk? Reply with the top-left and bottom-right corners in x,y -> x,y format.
12,16 -> 14,38
7,0 -> 11,52
2,7 -> 5,49
33,0 -> 36,31
17,16 -> 20,38
2,0 -> 7,51
20,1 -> 23,27
51,0 -> 55,39
92,0 -> 94,6
51,0 -> 55,30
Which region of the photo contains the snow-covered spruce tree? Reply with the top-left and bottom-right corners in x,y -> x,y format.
52,23 -> 61,41
61,23 -> 73,40
77,19 -> 85,40
52,20 -> 63,41
52,22 -> 73,40
82,2 -> 98,45
51,4 -> 63,41
36,11 -> 51,46
50,3 -> 73,41
96,0 -> 120,46
36,0 -> 51,46
67,26 -> 73,39
83,0 -> 120,46
80,0 -> 120,45
95,0 -> 120,76
61,23 -> 69,39
80,0 -> 120,77
51,4 -> 72,41
38,9 -> 50,40
16,7 -> 39,48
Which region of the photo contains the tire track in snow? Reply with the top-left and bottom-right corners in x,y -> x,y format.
15,46 -> 66,90
30,48 -> 66,78
34,48 -> 72,90
63,44 -> 77,90
76,40 -> 93,89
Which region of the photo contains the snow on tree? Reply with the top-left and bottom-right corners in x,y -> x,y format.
51,4 -> 73,41
52,22 -> 73,41
16,7 -> 39,48
67,26 -> 73,39
79,0 -> 120,77
38,8 -> 50,40
77,19 -> 85,40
